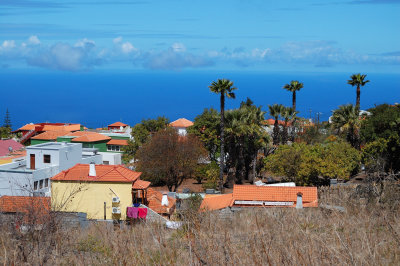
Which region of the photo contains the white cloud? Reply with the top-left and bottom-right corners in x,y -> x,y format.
75,38 -> 96,49
2,40 -> 16,49
113,36 -> 123,44
171,42 -> 186,53
28,35 -> 41,45
121,42 -> 136,53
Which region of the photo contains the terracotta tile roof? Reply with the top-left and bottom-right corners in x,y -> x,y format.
0,139 -> 24,156
0,196 -> 50,213
17,124 -> 36,131
16,123 -> 81,132
108,122 -> 128,127
170,118 -> 194,128
0,150 -> 26,164
132,179 -> 151,189
107,139 -> 129,146
51,164 -> 142,182
147,188 -> 176,215
31,130 -> 70,140
70,132 -> 111,142
200,194 -> 234,212
233,185 -> 318,207
264,119 -> 289,126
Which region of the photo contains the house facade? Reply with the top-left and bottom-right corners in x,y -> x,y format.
51,164 -> 175,220
0,142 -> 101,197
169,118 -> 194,136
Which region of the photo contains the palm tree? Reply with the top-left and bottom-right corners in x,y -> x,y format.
331,104 -> 361,149
347,73 -> 369,111
268,104 -> 284,145
283,80 -> 303,111
209,79 -> 237,192
281,106 -> 298,144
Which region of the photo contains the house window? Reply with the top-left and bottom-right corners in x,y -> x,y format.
34,181 -> 38,190
39,180 -> 43,189
107,145 -> 112,151
115,145 -> 120,151
112,145 -> 116,151
103,161 -> 110,165
44,154 -> 51,163
45,178 -> 49,188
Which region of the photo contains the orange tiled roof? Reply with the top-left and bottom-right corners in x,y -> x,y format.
200,194 -> 234,212
264,119 -> 288,126
132,179 -> 151,189
31,130 -> 70,140
147,188 -> 176,215
170,118 -> 194,128
41,124 -> 81,132
70,132 -> 111,142
107,139 -> 129,146
0,196 -> 50,213
17,124 -> 36,131
51,164 -> 142,182
108,122 -> 128,127
233,185 -> 318,207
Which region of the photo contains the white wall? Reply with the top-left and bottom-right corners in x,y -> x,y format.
98,152 -> 121,165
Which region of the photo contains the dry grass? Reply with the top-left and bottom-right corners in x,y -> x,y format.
1,185 -> 399,265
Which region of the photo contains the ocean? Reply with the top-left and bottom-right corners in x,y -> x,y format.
1,70 -> 399,129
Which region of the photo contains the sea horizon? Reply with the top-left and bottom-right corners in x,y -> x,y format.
1,70 -> 399,130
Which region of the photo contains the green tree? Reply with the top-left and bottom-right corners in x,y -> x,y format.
283,80 -> 303,111
187,108 -> 220,162
136,128 -> 207,191
264,142 -> 361,186
268,104 -> 284,145
281,106 -> 298,144
331,104 -> 361,149
224,100 -> 269,186
361,104 -> 400,172
3,108 -> 11,129
209,79 -> 237,192
347,73 -> 370,111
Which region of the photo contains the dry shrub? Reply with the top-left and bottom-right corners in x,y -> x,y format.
0,185 -> 399,265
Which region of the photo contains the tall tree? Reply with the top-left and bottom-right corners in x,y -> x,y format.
347,73 -> 370,111
3,108 -> 11,129
331,104 -> 361,149
283,80 -> 303,111
281,106 -> 298,144
209,79 -> 237,192
136,128 -> 207,191
268,104 -> 284,145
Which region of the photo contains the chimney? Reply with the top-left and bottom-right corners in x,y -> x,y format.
89,163 -> 96,177
296,192 -> 303,209
161,193 -> 169,206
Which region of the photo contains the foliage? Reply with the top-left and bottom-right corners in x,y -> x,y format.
331,104 -> 361,149
122,116 -> 169,162
187,108 -> 220,162
136,128 -> 207,191
0,126 -> 11,139
347,73 -> 369,109
360,104 -> 400,173
201,162 -> 219,190
281,106 -> 298,144
283,80 -> 303,111
268,103 -> 284,145
209,78 -> 237,192
3,108 -> 11,129
224,99 -> 269,186
264,142 -> 361,185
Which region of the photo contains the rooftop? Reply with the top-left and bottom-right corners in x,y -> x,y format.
51,164 -> 142,183
27,142 -> 77,150
31,130 -> 70,140
0,196 -> 50,213
170,118 -> 194,128
108,122 -> 128,127
69,132 -> 111,143
107,139 -> 129,146
0,139 -> 24,157
147,188 -> 176,214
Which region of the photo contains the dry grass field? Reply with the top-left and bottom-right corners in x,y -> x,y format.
0,183 -> 399,265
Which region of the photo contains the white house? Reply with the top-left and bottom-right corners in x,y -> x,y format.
0,142 -> 101,197
169,118 -> 194,136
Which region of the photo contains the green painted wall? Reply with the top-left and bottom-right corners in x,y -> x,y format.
31,139 -> 51,145
76,141 -> 108,152
56,136 -> 73,143
109,136 -> 130,140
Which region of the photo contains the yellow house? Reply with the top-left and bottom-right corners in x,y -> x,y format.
51,163 -> 150,220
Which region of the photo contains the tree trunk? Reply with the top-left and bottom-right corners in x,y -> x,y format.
219,93 -> 225,193
292,91 -> 296,111
273,119 -> 280,145
356,85 -> 361,111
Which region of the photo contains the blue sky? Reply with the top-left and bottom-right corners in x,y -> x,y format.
1,0 -> 399,73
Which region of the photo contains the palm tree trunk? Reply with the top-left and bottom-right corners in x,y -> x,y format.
219,93 -> 225,192
273,119 -> 279,145
356,85 -> 361,111
292,91 -> 296,111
